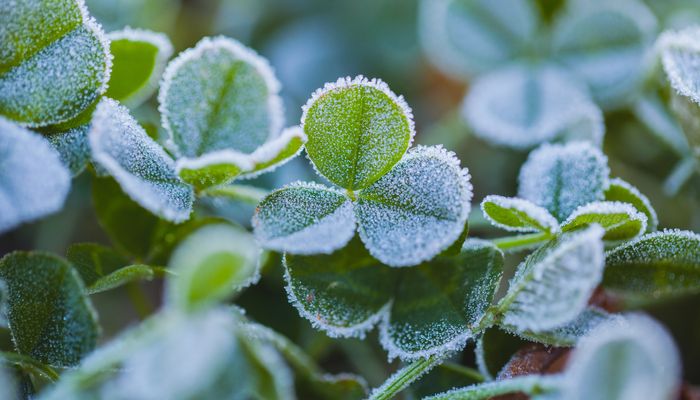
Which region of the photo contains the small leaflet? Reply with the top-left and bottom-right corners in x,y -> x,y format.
175,149 -> 255,190
356,146 -> 472,267
0,117 -> 71,233
561,201 -> 647,242
239,125 -> 308,179
463,64 -> 603,149
253,182 -> 356,255
301,75 -> 415,190
518,142 -> 610,222
604,177 -> 658,232
658,26 -> 700,106
47,124 -> 91,176
89,98 -> 194,223
562,314 -> 680,400
500,225 -> 605,332
481,195 -> 560,234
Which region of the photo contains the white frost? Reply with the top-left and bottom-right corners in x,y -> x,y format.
481,195 -> 560,234
658,25 -> 700,105
562,201 -> 647,240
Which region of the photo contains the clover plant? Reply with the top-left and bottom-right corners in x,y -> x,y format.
1,1 -> 700,400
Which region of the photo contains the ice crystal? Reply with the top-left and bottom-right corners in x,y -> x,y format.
562,201 -> 647,242
658,26 -> 700,105
481,195 -> 560,234
47,124 -> 90,176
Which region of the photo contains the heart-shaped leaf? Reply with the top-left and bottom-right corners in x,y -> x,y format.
561,201 -> 647,241
302,76 -> 415,191
481,195 -> 559,234
166,223 -> 261,311
463,64 -> 604,149
498,225 -> 605,332
105,28 -> 173,108
604,177 -> 658,232
552,0 -> 658,108
159,36 -> 283,157
658,26 -> 700,106
0,0 -> 111,127
89,98 -> 194,222
47,124 -> 91,176
356,146 -> 472,267
284,238 -> 503,360
253,182 -> 356,255
0,117 -> 70,233
518,142 -> 610,222
0,252 -> 98,367
418,0 -> 540,78
603,229 -> 700,300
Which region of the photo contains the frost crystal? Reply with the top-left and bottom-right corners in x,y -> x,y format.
658,26 -> 700,105
253,182 -> 356,255
0,117 -> 71,233
89,98 -> 194,223
605,177 -> 658,232
301,75 -> 415,190
501,225 -> 605,332
562,201 -> 647,241
464,64 -> 603,149
481,195 -> 560,234
518,142 -> 610,222
159,36 -> 283,157
356,146 -> 472,267
47,124 -> 91,176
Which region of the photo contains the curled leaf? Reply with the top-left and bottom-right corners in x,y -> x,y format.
481,195 -> 559,234
561,201 -> 647,241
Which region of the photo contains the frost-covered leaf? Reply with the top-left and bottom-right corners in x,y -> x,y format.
658,26 -> 700,106
418,0 -> 540,78
518,142 -> 610,222
670,89 -> 700,157
499,225 -> 605,332
105,28 -> 173,108
89,98 -> 194,222
604,178 -> 658,232
424,375 -> 562,400
463,64 -> 604,149
47,124 -> 91,176
481,195 -> 559,234
166,223 -> 260,311
0,252 -> 98,367
0,117 -> 70,233
552,0 -> 658,108
562,314 -> 680,400
0,0 -> 111,127
239,125 -> 307,179
253,182 -> 355,255
604,229 -> 700,300
302,76 -> 415,190
159,36 -> 283,157
356,146 -> 472,267
561,201 -> 647,242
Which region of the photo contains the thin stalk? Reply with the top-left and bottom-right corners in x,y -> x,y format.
440,362 -> 486,383
368,355 -> 441,400
0,351 -> 60,382
491,232 -> 550,251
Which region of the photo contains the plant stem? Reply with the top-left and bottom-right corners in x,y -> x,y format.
201,184 -> 269,205
492,232 -> 550,251
440,362 -> 486,383
368,355 -> 441,400
424,374 -> 563,399
0,351 -> 60,382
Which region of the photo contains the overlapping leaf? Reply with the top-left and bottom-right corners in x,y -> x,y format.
561,201 -> 647,241
604,178 -> 658,232
658,26 -> 700,106
481,195 -> 559,234
47,124 -> 91,176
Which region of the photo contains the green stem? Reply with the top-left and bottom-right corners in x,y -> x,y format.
440,362 -> 486,383
201,184 -> 269,205
0,351 -> 60,382
491,232 -> 550,251
368,355 -> 441,400
424,374 -> 562,400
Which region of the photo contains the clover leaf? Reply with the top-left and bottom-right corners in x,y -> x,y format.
47,124 -> 91,176
481,195 -> 559,235
284,238 -> 503,360
0,0 -> 111,127
561,201 -> 647,242
604,177 -> 658,232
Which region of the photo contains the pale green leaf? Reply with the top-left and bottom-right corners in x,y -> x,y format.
424,375 -> 562,400
481,195 -> 559,234
561,201 -> 647,241
66,242 -> 129,286
302,75 -> 415,190
356,146 -> 472,267
47,124 -> 91,176
86,265 -> 163,295
238,125 -> 307,179
604,177 -> 658,232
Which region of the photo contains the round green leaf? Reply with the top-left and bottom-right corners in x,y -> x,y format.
356,146 -> 472,267
0,0 -> 111,127
106,28 -> 173,108
604,177 -> 658,232
0,117 -> 70,233
47,124 -> 91,176
253,182 -> 356,255
561,201 -> 647,242
159,36 -> 283,157
0,252 -> 99,367
302,76 -> 415,190
481,195 -> 559,234
89,98 -> 194,223
166,223 -> 260,311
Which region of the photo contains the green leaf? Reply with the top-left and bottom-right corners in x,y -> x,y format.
159,36 -> 283,157
86,265 -> 163,295
424,375 -> 562,400
409,362 -> 484,399
518,142 -> 610,222
552,0 -> 658,108
239,125 -> 307,179
0,252 -> 98,367
46,124 -> 91,176
0,351 -> 59,382
475,328 -> 528,380
66,243 -> 129,286
285,238 -> 503,360
498,225 -> 605,332
419,0 -> 540,78
481,195 -> 559,234
670,89 -> 700,158
603,229 -> 700,300
0,0 -> 111,127
253,182 -> 356,255
302,76 -> 415,190
166,223 -> 260,311
561,314 -> 680,400
0,117 -> 71,233
89,98 -> 194,222
604,178 -> 658,232
356,146 -> 472,267
561,201 -> 647,241
105,28 -> 173,108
